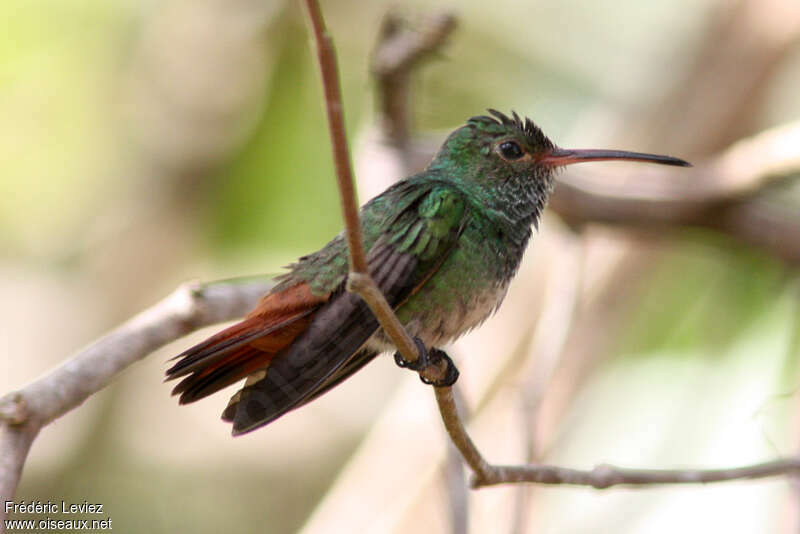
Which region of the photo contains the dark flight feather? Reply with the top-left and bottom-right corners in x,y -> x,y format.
224,241 -> 419,434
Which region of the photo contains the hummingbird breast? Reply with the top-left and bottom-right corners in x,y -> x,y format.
365,214 -> 526,352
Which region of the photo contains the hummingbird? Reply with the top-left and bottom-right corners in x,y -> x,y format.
166,110 -> 689,435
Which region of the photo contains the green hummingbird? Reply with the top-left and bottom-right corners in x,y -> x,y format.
167,110 -> 689,435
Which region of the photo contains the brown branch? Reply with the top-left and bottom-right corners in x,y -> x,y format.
304,0 -> 454,379
346,273 -> 449,382
433,387 -> 496,484
363,11 -> 800,493
443,386 -> 469,534
561,119 -> 800,208
435,377 -> 800,489
303,0 -> 367,274
473,459 -> 800,489
0,278 -> 272,506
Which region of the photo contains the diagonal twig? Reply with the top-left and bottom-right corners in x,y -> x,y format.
303,0 -> 448,382
350,9 -> 800,492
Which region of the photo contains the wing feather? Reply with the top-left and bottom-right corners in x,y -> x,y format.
227,185 -> 468,434
170,181 -> 469,435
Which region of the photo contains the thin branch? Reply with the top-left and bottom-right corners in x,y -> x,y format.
444,386 -> 469,534
517,229 -> 585,459
307,2 -> 800,495
434,387 -> 496,484
364,11 -> 800,493
434,379 -> 800,489
303,0 -> 367,274
472,459 -> 800,489
346,273 -> 449,382
304,0 -> 450,377
0,278 -> 272,504
552,119 -> 800,209
5,6 -> 798,530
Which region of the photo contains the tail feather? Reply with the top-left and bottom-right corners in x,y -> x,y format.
220,349 -> 379,422
173,343 -> 288,403
166,312 -> 311,379
165,282 -> 326,404
221,240 -> 420,434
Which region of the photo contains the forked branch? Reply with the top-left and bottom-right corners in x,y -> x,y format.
303,0 -> 800,491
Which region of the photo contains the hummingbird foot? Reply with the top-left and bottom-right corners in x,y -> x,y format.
394,337 -> 460,387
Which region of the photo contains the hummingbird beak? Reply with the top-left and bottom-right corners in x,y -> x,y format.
539,147 -> 691,168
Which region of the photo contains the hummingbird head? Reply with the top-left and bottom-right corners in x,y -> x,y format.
428,109 -> 558,192
429,109 -> 689,195
427,109 -> 689,221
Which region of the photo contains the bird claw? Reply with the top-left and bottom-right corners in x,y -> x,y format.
394,337 -> 459,387
419,349 -> 459,387
393,337 -> 428,371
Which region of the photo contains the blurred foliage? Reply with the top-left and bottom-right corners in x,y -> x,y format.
210,16 -> 342,254
619,236 -> 788,356
0,0 -> 131,256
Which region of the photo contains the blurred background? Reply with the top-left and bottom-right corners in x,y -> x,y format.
3,0 -> 800,532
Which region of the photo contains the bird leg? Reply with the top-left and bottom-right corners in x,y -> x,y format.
394,337 -> 460,387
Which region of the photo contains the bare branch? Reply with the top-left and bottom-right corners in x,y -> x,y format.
304,0 -> 451,379
347,273 -> 449,383
433,386 -> 496,484
303,0 -> 367,275
365,11 -> 800,494
0,278 -> 271,504
472,459 -> 800,489
443,386 -> 469,534
563,119 -> 800,208
433,375 -> 800,489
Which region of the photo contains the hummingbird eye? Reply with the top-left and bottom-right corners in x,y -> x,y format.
498,141 -> 524,160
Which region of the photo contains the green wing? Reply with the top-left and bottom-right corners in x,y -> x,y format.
226,180 -> 469,434
385,182 -> 468,264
